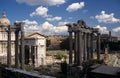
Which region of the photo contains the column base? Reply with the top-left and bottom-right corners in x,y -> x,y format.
67,64 -> 83,78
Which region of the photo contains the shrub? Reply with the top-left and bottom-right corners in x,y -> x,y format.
56,52 -> 68,60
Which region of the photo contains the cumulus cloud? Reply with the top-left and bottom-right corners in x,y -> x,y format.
46,16 -> 62,21
41,21 -> 68,35
30,6 -> 51,17
17,19 -> 41,33
24,25 -> 41,32
94,25 -> 109,34
58,21 -> 70,26
112,27 -> 120,36
112,27 -> 120,32
16,19 -> 68,35
22,19 -> 38,26
16,0 -> 66,6
95,11 -> 120,23
66,2 -> 84,12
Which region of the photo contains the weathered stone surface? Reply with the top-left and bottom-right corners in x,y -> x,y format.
2,67 -> 56,78
88,65 -> 120,78
67,65 -> 83,78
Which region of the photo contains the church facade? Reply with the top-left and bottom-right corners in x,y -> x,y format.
0,11 -> 46,67
0,11 -> 15,64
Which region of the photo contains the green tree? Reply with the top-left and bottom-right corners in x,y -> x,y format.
56,52 -> 68,61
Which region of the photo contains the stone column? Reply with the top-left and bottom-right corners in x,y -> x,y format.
20,25 -> 25,69
90,33 -> 93,59
69,31 -> 73,64
86,33 -> 90,60
34,46 -> 38,67
7,26 -> 11,67
77,31 -> 82,65
15,31 -> 19,68
97,33 -> 101,60
83,32 -> 87,61
36,46 -> 38,66
29,45 -> 32,65
74,32 -> 78,64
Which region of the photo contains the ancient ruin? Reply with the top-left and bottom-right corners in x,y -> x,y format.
66,20 -> 101,65
66,20 -> 101,78
7,22 -> 25,69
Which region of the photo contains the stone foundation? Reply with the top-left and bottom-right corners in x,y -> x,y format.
0,56 -> 15,65
2,67 -> 56,78
67,64 -> 83,78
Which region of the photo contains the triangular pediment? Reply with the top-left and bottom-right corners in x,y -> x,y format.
25,32 -> 45,38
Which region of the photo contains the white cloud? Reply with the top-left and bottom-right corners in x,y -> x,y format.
17,19 -> 41,33
95,11 -> 120,23
58,21 -> 69,26
41,21 -> 53,30
46,16 -> 62,21
112,27 -> 120,32
24,25 -> 41,32
16,19 -> 68,35
22,19 -> 38,26
94,25 -> 109,34
41,21 -> 68,35
112,27 -> 120,37
66,2 -> 84,12
30,6 -> 51,17
16,0 -> 66,6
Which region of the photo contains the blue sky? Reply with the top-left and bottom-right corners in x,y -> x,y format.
0,0 -> 120,36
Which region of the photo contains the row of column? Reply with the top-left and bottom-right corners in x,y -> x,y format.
69,31 -> 101,66
28,45 -> 38,67
7,23 -> 25,69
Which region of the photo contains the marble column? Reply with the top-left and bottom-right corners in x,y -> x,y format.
83,32 -> 87,61
7,26 -> 11,67
77,31 -> 82,65
90,33 -> 93,59
29,45 -> 32,65
34,46 -> 38,67
20,25 -> 25,69
69,31 -> 73,64
74,32 -> 78,64
97,33 -> 101,60
86,33 -> 90,60
15,31 -> 19,68
36,46 -> 38,66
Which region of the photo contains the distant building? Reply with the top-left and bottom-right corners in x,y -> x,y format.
101,31 -> 119,42
100,31 -> 119,53
47,35 -> 67,49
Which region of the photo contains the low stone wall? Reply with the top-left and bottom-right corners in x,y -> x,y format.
0,56 -> 15,65
2,67 -> 56,78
